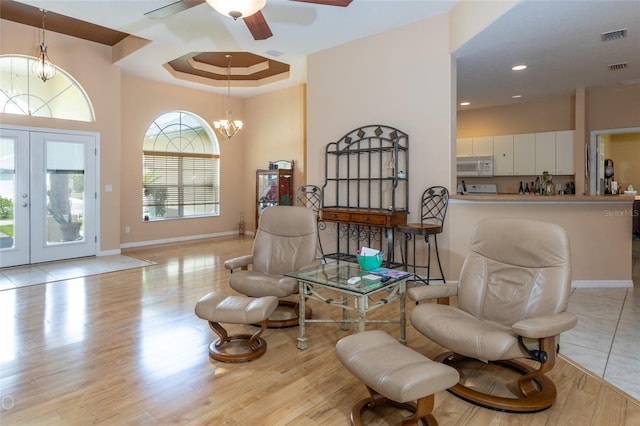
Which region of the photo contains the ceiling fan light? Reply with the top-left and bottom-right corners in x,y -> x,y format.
206,0 -> 266,19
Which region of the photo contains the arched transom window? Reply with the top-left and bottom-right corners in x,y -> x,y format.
0,55 -> 94,122
142,111 -> 220,220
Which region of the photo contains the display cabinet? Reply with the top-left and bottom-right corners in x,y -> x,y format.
320,125 -> 409,265
256,160 -> 294,229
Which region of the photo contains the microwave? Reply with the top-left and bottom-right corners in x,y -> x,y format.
457,156 -> 494,177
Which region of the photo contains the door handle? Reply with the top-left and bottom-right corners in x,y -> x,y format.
22,202 -> 28,207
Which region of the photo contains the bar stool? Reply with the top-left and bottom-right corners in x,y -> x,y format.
397,186 -> 449,285
296,184 -> 326,262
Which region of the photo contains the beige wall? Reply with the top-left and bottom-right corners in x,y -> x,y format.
307,12 -> 455,214
242,85 -> 307,231
119,74 -> 245,244
587,86 -> 640,132
457,95 -> 574,138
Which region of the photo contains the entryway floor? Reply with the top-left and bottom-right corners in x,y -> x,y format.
0,255 -> 154,290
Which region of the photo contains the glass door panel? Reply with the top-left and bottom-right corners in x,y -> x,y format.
29,131 -> 96,264
0,129 -> 30,267
46,141 -> 85,245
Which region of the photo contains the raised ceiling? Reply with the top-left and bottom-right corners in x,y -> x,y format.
0,0 -> 290,85
2,1 -> 639,108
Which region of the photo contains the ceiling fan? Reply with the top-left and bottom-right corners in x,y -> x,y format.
144,0 -> 353,40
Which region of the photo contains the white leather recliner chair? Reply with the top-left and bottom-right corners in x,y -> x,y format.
224,206 -> 318,327
409,217 -> 577,413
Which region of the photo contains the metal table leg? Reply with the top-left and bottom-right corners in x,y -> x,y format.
297,281 -> 307,350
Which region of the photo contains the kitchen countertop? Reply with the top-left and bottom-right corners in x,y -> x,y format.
450,194 -> 637,203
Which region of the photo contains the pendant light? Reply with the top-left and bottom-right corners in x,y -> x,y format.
32,9 -> 56,82
213,55 -> 243,140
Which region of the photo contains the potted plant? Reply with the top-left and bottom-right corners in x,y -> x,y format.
47,188 -> 81,241
542,171 -> 554,196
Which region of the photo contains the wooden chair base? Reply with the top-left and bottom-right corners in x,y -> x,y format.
207,320 -> 268,363
350,386 -> 438,426
435,351 -> 557,413
264,300 -> 312,328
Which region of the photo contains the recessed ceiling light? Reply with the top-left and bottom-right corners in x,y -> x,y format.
512,94 -> 523,99
459,101 -> 470,106
512,65 -> 527,71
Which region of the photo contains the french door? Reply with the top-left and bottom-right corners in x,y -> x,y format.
0,127 -> 97,267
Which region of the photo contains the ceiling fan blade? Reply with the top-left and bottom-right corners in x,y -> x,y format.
290,0 -> 353,6
244,11 -> 273,40
145,0 -> 205,19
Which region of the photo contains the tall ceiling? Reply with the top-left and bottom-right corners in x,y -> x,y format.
4,0 -> 640,110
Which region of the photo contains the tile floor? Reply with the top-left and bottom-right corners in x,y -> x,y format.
0,252 -> 638,401
0,255 -> 153,290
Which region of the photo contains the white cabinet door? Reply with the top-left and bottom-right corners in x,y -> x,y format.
535,132 -> 556,174
555,130 -> 575,174
514,133 -> 535,175
472,136 -> 494,156
493,135 -> 514,175
456,138 -> 473,157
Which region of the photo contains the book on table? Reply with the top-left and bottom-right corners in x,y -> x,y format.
367,267 -> 411,280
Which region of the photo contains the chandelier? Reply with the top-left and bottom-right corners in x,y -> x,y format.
32,9 -> 56,82
213,55 -> 243,140
206,0 -> 266,20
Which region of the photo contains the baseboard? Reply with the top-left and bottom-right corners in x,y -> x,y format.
571,280 -> 633,288
119,231 -> 240,249
98,248 -> 122,256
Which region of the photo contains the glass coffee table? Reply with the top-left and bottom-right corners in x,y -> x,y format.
285,261 -> 408,350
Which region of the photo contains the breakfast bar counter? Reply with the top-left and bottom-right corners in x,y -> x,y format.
444,194 -> 636,287
450,194 -> 636,203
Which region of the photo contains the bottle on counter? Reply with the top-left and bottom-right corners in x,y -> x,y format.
524,183 -> 530,194
518,181 -> 524,195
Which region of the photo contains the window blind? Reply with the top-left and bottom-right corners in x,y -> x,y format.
143,151 -> 219,218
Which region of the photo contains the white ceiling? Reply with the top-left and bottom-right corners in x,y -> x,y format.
455,0 -> 640,110
16,0 -> 640,109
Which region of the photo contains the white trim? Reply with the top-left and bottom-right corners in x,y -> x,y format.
120,231 -> 239,249
571,280 -> 633,288
97,249 -> 122,256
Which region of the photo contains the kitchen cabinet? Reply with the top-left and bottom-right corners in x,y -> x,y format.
457,138 -> 473,157
555,130 -> 575,174
535,130 -> 575,175
472,137 -> 494,156
256,161 -> 294,229
513,133 -> 536,175
535,132 -> 556,174
493,135 -> 514,175
461,130 -> 574,176
456,137 -> 493,157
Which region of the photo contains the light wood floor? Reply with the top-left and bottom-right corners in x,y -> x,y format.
1,236 -> 639,425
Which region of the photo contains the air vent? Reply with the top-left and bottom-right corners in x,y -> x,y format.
601,28 -> 628,41
608,62 -> 629,71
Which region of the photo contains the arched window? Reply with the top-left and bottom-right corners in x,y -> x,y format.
0,55 -> 94,122
142,111 -> 220,220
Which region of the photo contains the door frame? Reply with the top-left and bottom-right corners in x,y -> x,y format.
0,124 -> 101,266
589,127 -> 640,195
